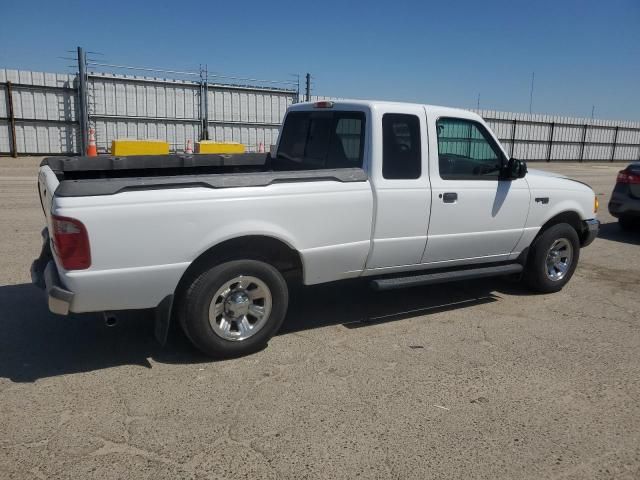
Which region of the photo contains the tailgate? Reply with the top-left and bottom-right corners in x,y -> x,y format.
32,166 -> 75,315
36,165 -> 60,267
37,165 -> 60,222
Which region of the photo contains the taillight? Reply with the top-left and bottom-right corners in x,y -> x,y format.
51,215 -> 91,270
617,170 -> 640,184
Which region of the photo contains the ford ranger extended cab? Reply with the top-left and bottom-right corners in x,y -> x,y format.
32,100 -> 599,357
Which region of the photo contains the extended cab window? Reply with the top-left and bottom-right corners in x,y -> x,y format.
382,114 -> 421,179
276,111 -> 365,170
436,118 -> 504,180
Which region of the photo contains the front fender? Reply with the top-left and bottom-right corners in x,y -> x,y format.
537,199 -> 591,227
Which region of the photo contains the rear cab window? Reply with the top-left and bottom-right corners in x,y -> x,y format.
275,111 -> 366,170
382,113 -> 421,179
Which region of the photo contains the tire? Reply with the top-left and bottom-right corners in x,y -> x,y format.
178,259 -> 289,358
524,223 -> 580,294
619,216 -> 637,231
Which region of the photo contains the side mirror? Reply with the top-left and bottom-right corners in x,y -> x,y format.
504,157 -> 527,179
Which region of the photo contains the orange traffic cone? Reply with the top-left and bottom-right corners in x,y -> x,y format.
86,128 -> 97,157
185,139 -> 193,154
258,142 -> 264,153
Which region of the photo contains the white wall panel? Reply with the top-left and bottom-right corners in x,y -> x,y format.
618,129 -> 640,145
584,144 -> 612,161
0,121 -> 11,152
616,146 -> 639,161
0,69 -> 78,154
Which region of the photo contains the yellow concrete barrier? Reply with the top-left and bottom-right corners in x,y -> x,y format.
111,139 -> 170,156
196,141 -> 245,154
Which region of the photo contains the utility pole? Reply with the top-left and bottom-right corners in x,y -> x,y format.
528,71 -> 535,114
305,73 -> 311,102
77,46 -> 89,155
476,93 -> 480,110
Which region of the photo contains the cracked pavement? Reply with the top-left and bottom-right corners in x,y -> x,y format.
1,158 -> 639,479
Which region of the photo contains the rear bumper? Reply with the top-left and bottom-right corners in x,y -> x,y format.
31,228 -> 74,315
31,260 -> 75,315
581,219 -> 599,247
44,262 -> 74,315
608,193 -> 640,219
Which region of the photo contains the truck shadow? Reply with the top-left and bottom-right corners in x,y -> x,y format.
281,280 -> 505,334
0,283 -> 165,383
0,279 -> 529,382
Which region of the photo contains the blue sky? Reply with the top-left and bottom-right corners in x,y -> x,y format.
2,0 -> 639,120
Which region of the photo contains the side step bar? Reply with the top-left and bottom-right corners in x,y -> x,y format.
371,264 -> 523,291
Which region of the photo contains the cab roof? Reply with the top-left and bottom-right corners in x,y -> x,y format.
289,99 -> 482,121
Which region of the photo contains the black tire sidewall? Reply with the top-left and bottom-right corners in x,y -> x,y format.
526,223 -> 580,293
180,259 -> 289,358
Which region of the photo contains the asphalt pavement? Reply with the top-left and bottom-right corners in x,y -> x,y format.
1,158 -> 638,479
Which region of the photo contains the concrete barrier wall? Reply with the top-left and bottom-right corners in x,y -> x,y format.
88,73 -> 294,153
0,69 -> 297,155
0,70 -> 80,154
475,109 -> 640,162
1,68 -> 639,161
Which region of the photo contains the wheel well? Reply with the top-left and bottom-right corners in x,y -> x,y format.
174,235 -> 303,298
538,211 -> 584,241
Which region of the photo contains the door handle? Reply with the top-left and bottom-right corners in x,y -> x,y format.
442,192 -> 458,203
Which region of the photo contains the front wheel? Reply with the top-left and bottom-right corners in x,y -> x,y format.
178,259 -> 289,358
523,223 -> 580,293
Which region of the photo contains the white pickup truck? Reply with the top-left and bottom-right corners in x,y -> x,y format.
32,100 -> 599,357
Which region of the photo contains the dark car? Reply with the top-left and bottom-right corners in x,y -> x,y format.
608,161 -> 640,230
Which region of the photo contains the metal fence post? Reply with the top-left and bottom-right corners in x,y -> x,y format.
77,46 -> 89,155
510,119 -> 517,157
203,76 -> 209,140
6,82 -> 17,158
546,122 -> 555,162
579,124 -> 588,162
305,73 -> 311,102
610,126 -> 618,162
199,65 -> 209,141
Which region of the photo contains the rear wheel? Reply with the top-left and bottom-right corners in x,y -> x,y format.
524,223 -> 580,293
178,259 -> 289,358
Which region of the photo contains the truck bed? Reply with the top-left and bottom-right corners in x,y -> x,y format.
42,154 -> 368,197
43,153 -> 269,179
